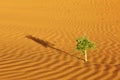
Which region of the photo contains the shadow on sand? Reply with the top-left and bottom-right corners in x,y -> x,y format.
26,35 -> 84,61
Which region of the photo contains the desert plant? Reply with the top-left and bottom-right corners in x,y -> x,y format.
76,36 -> 96,61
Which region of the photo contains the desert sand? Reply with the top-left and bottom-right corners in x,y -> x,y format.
0,0 -> 120,80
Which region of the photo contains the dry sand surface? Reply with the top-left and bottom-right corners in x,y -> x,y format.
0,0 -> 120,80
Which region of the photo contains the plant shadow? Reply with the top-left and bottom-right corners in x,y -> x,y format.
26,35 -> 54,48
26,35 -> 85,61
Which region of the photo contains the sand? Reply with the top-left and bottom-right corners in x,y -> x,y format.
0,0 -> 120,80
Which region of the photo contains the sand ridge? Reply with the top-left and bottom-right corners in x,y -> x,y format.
0,0 -> 120,80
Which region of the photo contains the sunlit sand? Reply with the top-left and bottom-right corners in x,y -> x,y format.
0,0 -> 120,80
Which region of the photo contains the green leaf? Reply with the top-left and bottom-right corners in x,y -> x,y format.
76,36 -> 96,53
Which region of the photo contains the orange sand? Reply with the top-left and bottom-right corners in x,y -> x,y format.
0,0 -> 120,80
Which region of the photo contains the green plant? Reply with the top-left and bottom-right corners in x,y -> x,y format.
75,36 -> 96,61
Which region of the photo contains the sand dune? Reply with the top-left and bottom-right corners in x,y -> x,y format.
0,0 -> 120,80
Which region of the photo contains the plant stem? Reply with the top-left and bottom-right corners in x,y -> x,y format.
84,50 -> 88,61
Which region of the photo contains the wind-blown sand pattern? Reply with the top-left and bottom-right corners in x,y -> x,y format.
0,0 -> 120,80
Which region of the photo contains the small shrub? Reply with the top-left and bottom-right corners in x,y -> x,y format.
76,36 -> 96,61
